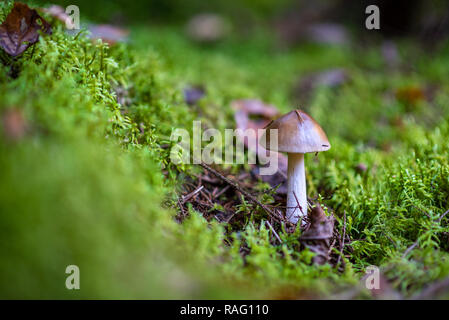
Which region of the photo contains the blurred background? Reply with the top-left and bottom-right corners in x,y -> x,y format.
34,0 -> 449,39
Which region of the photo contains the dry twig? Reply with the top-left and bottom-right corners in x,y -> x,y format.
266,220 -> 282,244
181,185 -> 204,203
199,162 -> 290,226
438,208 -> 449,223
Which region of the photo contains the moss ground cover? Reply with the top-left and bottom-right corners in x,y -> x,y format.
1,0 -> 449,298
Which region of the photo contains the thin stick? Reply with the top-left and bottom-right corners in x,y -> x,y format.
327,237 -> 337,256
181,185 -> 204,203
199,162 -> 292,226
177,197 -> 186,217
438,208 -> 449,223
385,233 -> 398,248
200,189 -> 215,206
412,205 -> 448,223
412,205 -> 432,219
266,220 -> 282,244
213,185 -> 230,199
402,240 -> 418,258
292,191 -> 304,215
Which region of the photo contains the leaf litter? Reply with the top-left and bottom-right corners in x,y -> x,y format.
173,98 -> 345,268
0,2 -> 51,57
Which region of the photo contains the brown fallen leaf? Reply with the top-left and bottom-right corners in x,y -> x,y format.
232,99 -> 288,193
300,204 -> 335,265
232,99 -> 279,119
0,2 -> 52,57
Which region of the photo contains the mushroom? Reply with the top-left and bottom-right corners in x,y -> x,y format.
260,110 -> 330,225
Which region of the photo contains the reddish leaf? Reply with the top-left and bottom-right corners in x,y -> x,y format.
0,2 -> 52,57
232,99 -> 288,193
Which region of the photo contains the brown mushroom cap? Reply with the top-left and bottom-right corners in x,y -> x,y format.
260,110 -> 330,153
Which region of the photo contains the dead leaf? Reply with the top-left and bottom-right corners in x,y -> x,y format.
300,204 -> 335,265
0,2 -> 52,57
232,99 -> 279,118
232,99 -> 288,193
1,108 -> 27,141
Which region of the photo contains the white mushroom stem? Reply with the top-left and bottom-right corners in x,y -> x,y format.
286,153 -> 307,225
